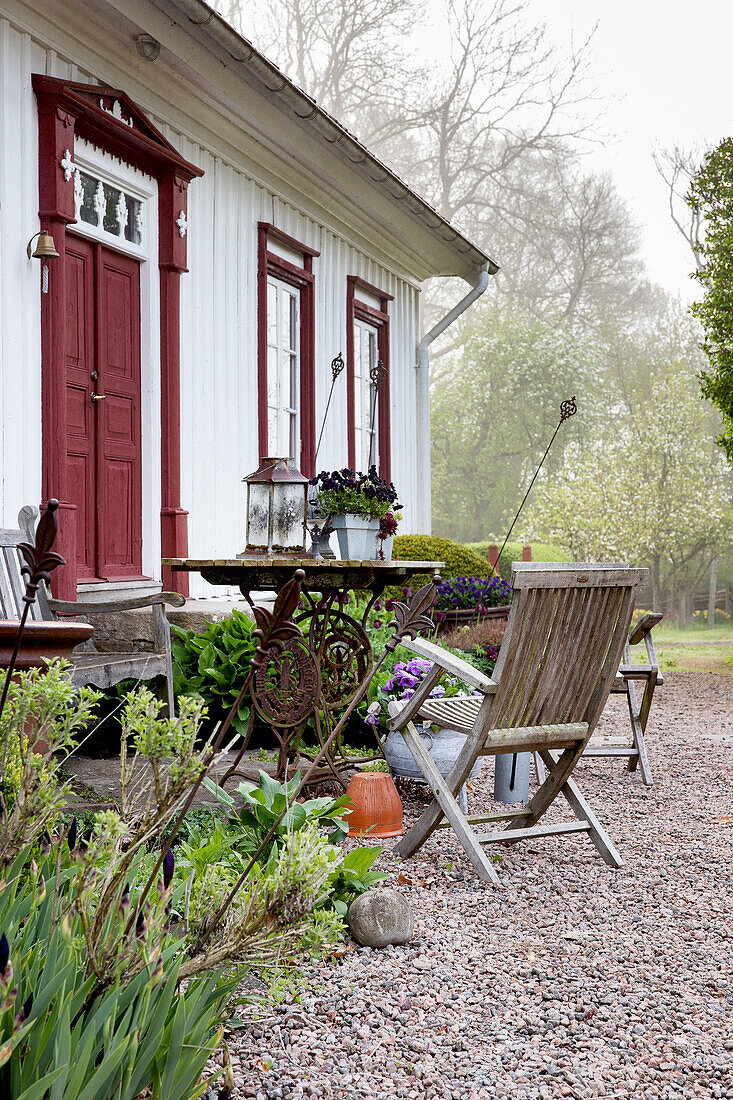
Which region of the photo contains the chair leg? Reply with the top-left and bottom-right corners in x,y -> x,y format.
393,723 -> 499,883
539,749 -> 623,869
534,752 -> 547,785
626,679 -> 653,786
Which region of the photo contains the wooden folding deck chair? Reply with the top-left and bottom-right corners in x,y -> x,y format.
390,563 -> 647,883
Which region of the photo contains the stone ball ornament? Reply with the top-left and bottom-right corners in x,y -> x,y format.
348,887 -> 414,948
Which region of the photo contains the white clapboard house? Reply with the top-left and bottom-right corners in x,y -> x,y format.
0,0 -> 496,599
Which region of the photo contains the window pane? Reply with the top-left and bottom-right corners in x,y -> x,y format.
266,277 -> 300,461
267,282 -> 277,345
353,318 -> 379,469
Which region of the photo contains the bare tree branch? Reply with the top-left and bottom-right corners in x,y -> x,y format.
653,144 -> 707,271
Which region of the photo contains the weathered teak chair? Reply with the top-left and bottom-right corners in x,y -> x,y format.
389,563 -> 647,883
600,612 -> 662,785
0,507 -> 184,713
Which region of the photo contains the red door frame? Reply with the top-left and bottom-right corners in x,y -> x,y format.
32,75 -> 203,598
256,223 -> 319,477
346,275 -> 393,482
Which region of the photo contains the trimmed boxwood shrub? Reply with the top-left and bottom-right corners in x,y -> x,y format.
468,540 -> 570,582
392,534 -> 492,580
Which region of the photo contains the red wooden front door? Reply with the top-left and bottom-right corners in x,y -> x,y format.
65,236 -> 143,580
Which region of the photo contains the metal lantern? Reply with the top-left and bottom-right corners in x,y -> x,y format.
244,457 -> 308,555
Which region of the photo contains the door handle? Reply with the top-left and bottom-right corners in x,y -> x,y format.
91,392 -> 106,402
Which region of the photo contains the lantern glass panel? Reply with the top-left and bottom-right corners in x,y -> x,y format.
247,483 -> 271,550
271,482 -> 306,551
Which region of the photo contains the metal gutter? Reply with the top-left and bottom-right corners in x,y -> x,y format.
415,262 -> 494,532
161,0 -> 498,277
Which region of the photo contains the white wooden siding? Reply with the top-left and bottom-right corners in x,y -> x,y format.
0,9 -> 422,598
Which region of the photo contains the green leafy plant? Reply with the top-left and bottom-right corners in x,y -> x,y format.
170,608 -> 256,734
0,842 -> 237,1100
200,771 -> 387,917
0,665 -> 362,1097
203,771 -> 351,854
323,847 -> 387,917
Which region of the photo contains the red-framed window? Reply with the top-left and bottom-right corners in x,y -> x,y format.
257,223 -> 318,475
346,275 -> 392,481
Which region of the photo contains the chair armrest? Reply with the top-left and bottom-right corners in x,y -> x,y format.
400,636 -> 497,694
628,612 -> 663,646
49,592 -> 186,615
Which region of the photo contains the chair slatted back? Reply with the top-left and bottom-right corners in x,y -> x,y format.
488,565 -> 646,739
0,524 -> 52,622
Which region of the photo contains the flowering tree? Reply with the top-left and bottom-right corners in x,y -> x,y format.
526,370 -> 733,620
431,302 -> 603,541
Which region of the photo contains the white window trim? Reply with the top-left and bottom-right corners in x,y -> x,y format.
266,275 -> 301,462
354,316 -> 379,470
66,139 -> 161,586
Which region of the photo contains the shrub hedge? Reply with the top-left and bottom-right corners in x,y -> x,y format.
392,534 -> 492,581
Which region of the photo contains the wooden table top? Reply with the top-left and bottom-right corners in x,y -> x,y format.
163,557 -> 444,593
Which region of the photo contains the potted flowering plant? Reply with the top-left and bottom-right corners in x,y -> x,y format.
433,575 -> 512,628
368,656 -> 483,812
309,466 -> 401,560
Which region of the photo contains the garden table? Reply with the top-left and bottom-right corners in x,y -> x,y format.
163,556 -> 443,787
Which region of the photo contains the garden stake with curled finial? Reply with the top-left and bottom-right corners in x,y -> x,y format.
314,353 -> 345,468
0,500 -> 65,727
490,397 -> 577,790
309,354 -> 346,558
494,396 -> 578,579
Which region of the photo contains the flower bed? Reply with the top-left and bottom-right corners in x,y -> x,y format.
431,575 -> 511,630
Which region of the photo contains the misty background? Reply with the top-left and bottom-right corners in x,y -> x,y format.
215,0 -> 731,621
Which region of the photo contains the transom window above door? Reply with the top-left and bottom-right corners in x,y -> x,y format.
266,276 -> 300,461
353,317 -> 379,470
65,139 -> 152,259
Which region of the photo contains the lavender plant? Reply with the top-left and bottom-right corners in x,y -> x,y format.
0,664 -> 350,1098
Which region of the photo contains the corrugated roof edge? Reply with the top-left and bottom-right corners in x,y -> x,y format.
169,0 -> 499,278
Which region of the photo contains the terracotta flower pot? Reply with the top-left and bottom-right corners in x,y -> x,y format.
0,620 -> 94,671
0,620 -> 95,754
345,771 -> 404,838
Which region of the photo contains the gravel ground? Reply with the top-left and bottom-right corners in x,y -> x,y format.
224,671 -> 733,1100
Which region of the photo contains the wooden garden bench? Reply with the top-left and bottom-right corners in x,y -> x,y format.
389,563 -> 646,883
0,507 -> 184,712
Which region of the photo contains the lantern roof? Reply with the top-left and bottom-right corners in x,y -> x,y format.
244,457 -> 309,485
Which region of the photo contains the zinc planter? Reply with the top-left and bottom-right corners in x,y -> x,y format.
493,752 -> 531,803
375,533 -> 394,561
383,725 -> 483,814
331,514 -> 380,560
345,771 -> 404,837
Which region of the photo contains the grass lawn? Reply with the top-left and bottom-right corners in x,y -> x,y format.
633,620 -> 733,674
